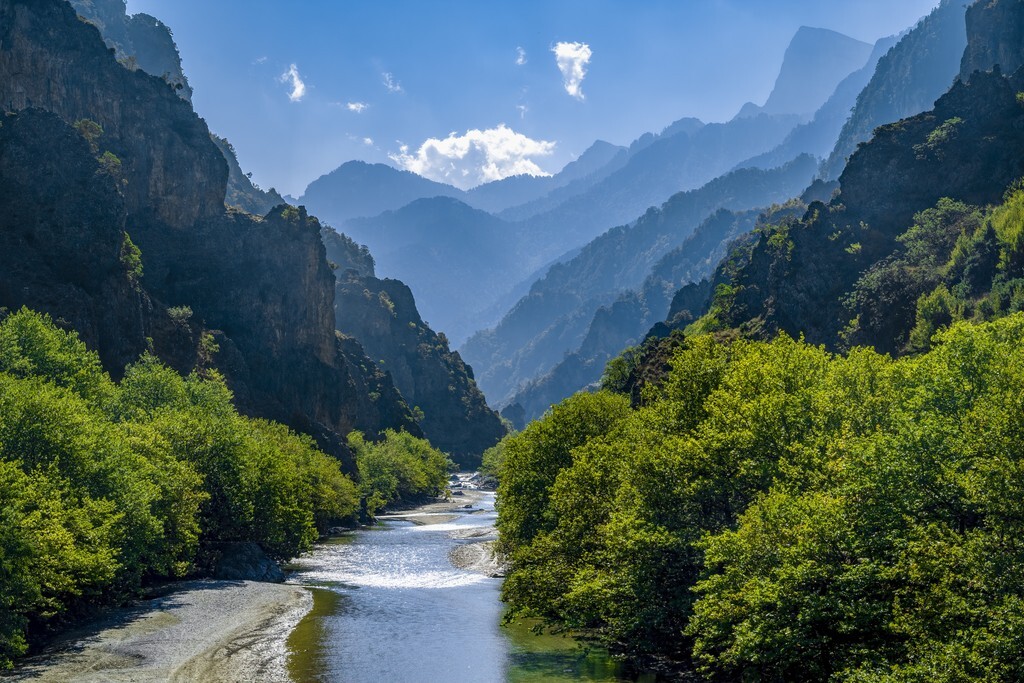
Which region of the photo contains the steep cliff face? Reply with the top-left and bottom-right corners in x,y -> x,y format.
960,0 -> 1024,80
820,0 -> 967,180
69,0 -> 192,101
0,108 -> 149,373
335,272 -> 505,466
712,68 -> 1024,349
0,0 -> 225,228
0,0 -> 420,464
212,134 -> 285,216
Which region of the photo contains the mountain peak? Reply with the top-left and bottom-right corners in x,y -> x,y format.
761,26 -> 873,117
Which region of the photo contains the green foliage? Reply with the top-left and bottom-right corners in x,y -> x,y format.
347,429 -> 452,515
0,309 -> 359,666
479,436 -> 509,480
914,117 -> 964,160
72,118 -> 102,154
496,391 -> 631,557
497,316 -> 1024,680
119,232 -> 143,285
96,150 -> 122,179
599,345 -> 640,394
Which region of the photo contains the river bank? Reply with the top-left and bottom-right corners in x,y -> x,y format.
4,484 -> 500,683
5,580 -> 310,683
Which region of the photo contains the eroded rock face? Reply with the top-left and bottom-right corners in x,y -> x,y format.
0,0 -> 225,228
0,0 -> 420,466
0,109 -> 149,373
719,69 -> 1024,349
960,0 -> 1024,81
335,272 -> 505,467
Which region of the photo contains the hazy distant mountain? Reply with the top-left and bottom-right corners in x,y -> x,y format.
736,33 -> 899,171
735,27 -> 872,119
464,139 -> 626,215
461,154 -> 819,405
300,161 -> 463,225
343,197 -> 518,344
820,0 -> 968,180
503,112 -> 802,277
300,139 -> 628,229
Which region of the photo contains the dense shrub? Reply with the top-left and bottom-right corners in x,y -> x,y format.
497,315 -> 1024,681
0,308 -> 359,667
347,429 -> 452,514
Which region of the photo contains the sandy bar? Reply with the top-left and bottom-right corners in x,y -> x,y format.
8,580 -> 311,683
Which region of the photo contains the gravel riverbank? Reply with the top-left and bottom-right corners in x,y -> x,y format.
7,580 -> 311,683
7,482 -> 500,682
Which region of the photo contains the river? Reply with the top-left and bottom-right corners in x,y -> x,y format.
284,477 -> 657,682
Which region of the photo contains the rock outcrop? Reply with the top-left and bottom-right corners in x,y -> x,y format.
0,0 -> 420,467
335,272 -> 505,467
960,0 -> 1024,80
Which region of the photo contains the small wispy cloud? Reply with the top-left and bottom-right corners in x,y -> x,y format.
363,137 -> 374,146
516,104 -> 528,119
347,102 -> 368,113
382,72 -> 403,94
515,46 -> 527,66
552,41 -> 592,101
280,63 -> 306,102
254,56 -> 268,65
390,124 -> 555,190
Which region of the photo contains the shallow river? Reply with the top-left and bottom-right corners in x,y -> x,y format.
284,485 -> 655,682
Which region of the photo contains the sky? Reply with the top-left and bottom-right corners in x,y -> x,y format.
126,0 -> 941,197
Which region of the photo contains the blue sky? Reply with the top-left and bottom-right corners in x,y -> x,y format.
126,0 -> 940,196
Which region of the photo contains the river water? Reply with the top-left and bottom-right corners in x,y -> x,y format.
284,481 -> 655,683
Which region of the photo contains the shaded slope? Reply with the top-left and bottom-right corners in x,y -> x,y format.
820,0 -> 968,180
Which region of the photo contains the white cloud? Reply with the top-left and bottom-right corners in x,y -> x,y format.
347,101 -> 368,113
363,137 -> 374,146
515,46 -> 527,66
552,41 -> 592,100
516,104 -> 528,119
254,56 -> 268,65
280,63 -> 306,102
389,124 -> 555,190
382,72 -> 403,94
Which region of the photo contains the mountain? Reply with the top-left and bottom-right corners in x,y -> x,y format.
736,33 -> 899,171
502,112 -> 803,275
461,155 -> 818,406
737,27 -> 873,118
0,0 -> 511,476
334,271 -> 505,466
68,0 -> 192,101
696,64 -> 1024,355
299,138 -> 628,230
211,134 -> 285,216
820,0 -> 968,180
300,160 -> 463,226
343,197 -> 518,344
462,139 -> 627,215
960,0 -> 1024,80
503,197 -> 816,426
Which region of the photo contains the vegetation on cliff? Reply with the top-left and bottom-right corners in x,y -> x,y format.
0,309 -> 360,668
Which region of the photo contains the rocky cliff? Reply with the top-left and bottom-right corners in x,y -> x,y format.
820,0 -> 967,180
335,272 -> 505,466
709,68 -> 1024,349
0,0 -> 420,466
960,0 -> 1024,80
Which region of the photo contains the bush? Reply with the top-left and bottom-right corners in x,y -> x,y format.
0,309 -> 359,666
